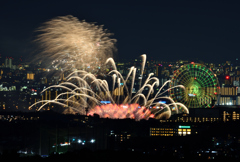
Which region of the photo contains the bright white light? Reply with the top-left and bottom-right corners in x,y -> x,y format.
90,139 -> 95,143
78,139 -> 82,143
100,101 -> 111,104
60,143 -> 70,146
158,101 -> 166,104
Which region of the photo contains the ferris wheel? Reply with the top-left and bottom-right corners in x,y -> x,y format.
170,63 -> 220,108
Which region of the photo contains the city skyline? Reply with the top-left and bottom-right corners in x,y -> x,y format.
0,54 -> 239,113
0,0 -> 240,63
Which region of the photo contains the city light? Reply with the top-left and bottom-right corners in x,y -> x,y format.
90,139 -> 95,143
100,101 -> 111,104
179,125 -> 191,128
60,142 -> 70,146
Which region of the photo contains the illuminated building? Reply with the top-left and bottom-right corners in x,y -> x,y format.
27,72 -> 35,80
150,125 -> 191,136
9,58 -> 12,69
168,107 -> 240,123
219,87 -> 238,105
177,125 -> 191,136
161,108 -> 223,123
4,58 -> 13,69
0,114 -> 39,121
150,127 -> 175,136
223,110 -> 240,122
110,131 -> 131,142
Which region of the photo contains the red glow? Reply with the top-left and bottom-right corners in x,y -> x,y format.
87,104 -> 154,121
225,76 -> 230,80
191,62 -> 194,64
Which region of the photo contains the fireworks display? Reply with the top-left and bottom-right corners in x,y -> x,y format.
87,104 -> 154,121
31,54 -> 188,120
34,15 -> 117,70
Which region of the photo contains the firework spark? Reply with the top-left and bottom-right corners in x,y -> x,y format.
87,104 -> 154,121
34,15 -> 117,70
30,55 -> 188,120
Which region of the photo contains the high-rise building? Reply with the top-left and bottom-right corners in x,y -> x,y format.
5,58 -> 8,68
9,58 -> 12,69
4,58 -> 13,69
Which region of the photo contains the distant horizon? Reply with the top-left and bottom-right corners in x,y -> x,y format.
0,53 -> 239,65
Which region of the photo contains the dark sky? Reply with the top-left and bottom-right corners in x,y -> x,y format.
0,0 -> 240,63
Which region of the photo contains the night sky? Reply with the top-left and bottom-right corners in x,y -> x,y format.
0,0 -> 240,63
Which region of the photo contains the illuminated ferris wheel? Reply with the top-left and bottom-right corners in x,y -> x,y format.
170,63 -> 220,108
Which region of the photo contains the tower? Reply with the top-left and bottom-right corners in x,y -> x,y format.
5,58 -> 8,68
9,58 -> 12,69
